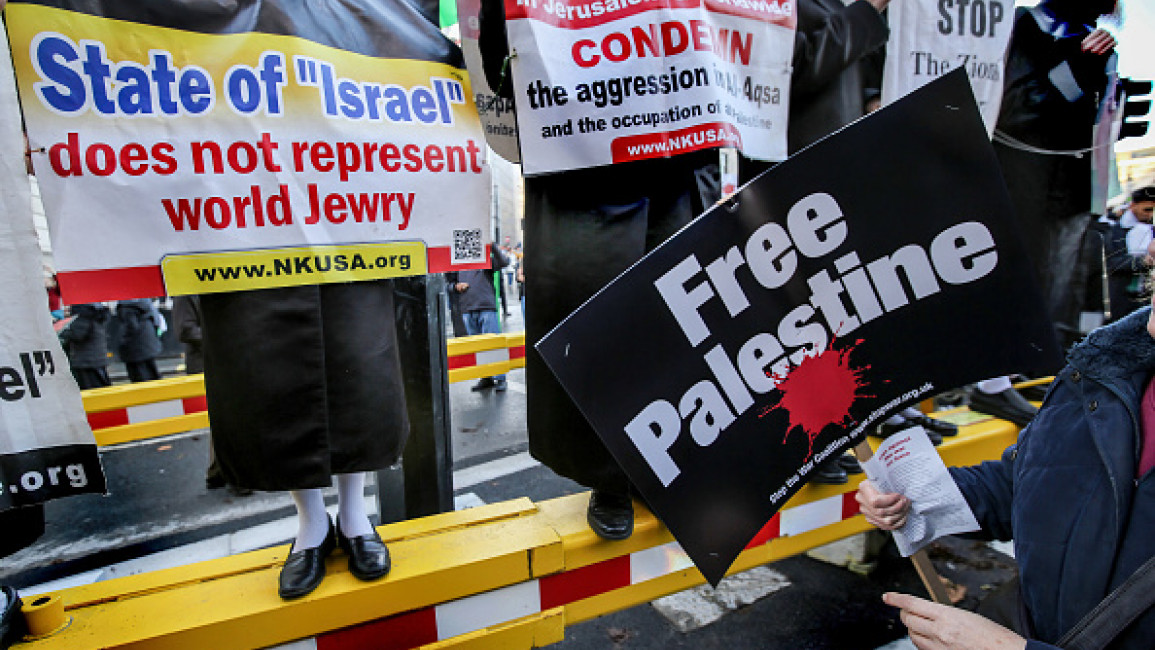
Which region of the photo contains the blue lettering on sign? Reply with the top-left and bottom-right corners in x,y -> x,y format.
31,33 -> 218,116
223,52 -> 286,116
293,55 -> 465,126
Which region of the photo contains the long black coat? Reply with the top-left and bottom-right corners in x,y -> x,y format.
478,0 -> 722,492
68,0 -> 457,490
993,4 -> 1114,350
200,282 -> 409,491
738,0 -> 888,184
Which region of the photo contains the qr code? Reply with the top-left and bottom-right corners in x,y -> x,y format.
452,228 -> 484,264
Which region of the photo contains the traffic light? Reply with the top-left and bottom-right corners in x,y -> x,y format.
1120,78 -> 1151,140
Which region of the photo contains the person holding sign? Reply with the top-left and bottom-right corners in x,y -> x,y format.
968,0 -> 1119,426
738,0 -> 892,187
859,300 -> 1155,648
478,0 -> 724,541
991,0 -> 1118,351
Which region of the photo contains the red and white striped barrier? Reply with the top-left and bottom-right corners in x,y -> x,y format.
273,492 -> 860,649
446,344 -> 526,374
86,395 -> 207,431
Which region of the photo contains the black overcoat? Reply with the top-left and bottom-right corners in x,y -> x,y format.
201,282 -> 410,491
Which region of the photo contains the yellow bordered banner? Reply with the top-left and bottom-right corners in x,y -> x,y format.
161,242 -> 427,295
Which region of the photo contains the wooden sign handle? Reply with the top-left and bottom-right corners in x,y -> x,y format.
853,441 -> 952,605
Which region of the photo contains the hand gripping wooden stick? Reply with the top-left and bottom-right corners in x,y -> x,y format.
853,440 -> 952,605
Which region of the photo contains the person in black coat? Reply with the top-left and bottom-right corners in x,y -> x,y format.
993,0 -> 1119,349
114,299 -> 163,383
739,0 -> 891,186
969,0 -> 1118,426
61,302 -> 112,390
479,0 -> 723,540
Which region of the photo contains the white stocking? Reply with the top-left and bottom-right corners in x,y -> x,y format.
336,472 -> 373,538
977,376 -> 1013,394
290,488 -> 329,549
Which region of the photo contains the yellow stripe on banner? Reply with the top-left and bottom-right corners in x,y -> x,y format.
162,242 -> 427,295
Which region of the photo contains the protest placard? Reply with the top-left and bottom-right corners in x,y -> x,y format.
458,0 -> 522,162
6,0 -> 492,303
537,70 -> 1061,585
881,0 -> 1013,133
0,20 -> 104,512
504,0 -> 796,175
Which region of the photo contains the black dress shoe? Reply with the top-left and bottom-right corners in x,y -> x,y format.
471,377 -> 496,391
278,520 -> 337,600
1016,383 -> 1049,402
587,490 -> 634,541
875,420 -> 943,445
837,452 -> 864,474
969,388 -> 1039,427
906,413 -> 958,437
1,585 -> 28,649
336,518 -> 391,581
811,458 -> 848,485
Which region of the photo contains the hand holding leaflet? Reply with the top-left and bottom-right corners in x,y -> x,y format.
861,426 -> 979,556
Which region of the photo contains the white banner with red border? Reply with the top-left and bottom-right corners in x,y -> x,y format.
7,3 -> 492,303
505,0 -> 797,175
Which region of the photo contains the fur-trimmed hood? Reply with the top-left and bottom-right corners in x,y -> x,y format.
1067,307 -> 1155,379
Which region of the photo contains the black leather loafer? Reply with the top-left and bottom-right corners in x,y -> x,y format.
906,413 -> 959,437
587,490 -> 634,541
278,520 -> 336,600
1,585 -> 28,649
810,458 -> 848,485
336,518 -> 391,581
837,452 -> 864,474
874,420 -> 943,446
969,387 -> 1038,427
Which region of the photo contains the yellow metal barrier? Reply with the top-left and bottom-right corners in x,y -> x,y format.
83,333 -> 527,448
15,414 -> 1019,650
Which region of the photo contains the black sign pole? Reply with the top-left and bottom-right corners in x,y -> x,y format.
381,274 -> 454,523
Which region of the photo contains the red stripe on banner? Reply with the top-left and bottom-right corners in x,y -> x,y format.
504,0 -> 701,28
446,354 -> 477,370
539,555 -> 631,610
703,0 -> 797,28
182,396 -> 208,414
509,346 -> 526,360
428,245 -> 490,274
58,266 -> 165,304
610,123 -> 742,165
842,491 -> 860,520
745,512 -> 781,548
87,409 -> 129,431
316,607 -> 438,650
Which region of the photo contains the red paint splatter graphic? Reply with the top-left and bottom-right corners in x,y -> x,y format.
760,339 -> 873,462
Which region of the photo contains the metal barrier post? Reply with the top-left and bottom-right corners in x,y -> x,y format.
383,274 -> 454,523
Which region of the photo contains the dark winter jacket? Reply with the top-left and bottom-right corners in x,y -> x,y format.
451,244 -> 507,314
62,303 -> 110,369
951,307 -> 1155,649
114,299 -> 162,364
171,295 -> 204,374
788,0 -> 889,154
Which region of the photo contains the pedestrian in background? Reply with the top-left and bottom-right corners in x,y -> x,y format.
61,302 -> 111,390
450,242 -> 510,392
114,298 -> 163,383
